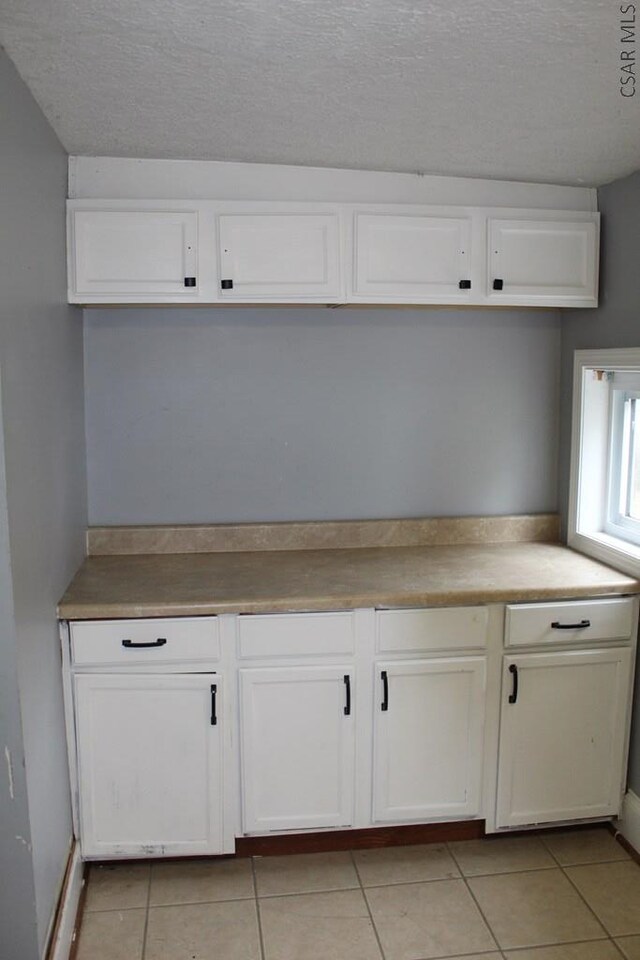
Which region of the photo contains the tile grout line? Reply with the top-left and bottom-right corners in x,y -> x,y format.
609,938 -> 633,958
558,865 -> 624,943
446,842 -> 504,954
251,856 -> 267,960
257,882 -> 360,900
542,839 -> 619,942
134,893 -> 257,907
140,863 -> 152,960
501,935 -> 625,954
539,832 -> 632,868
351,849 -> 388,960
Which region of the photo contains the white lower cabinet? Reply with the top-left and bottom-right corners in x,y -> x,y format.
372,658 -> 486,822
239,666 -> 355,833
74,673 -> 224,858
65,595 -> 638,859
495,648 -> 633,828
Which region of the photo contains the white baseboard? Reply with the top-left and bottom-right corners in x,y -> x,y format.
614,789 -> 640,856
47,843 -> 84,960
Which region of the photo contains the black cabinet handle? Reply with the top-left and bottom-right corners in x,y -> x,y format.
508,663 -> 518,704
343,675 -> 351,716
551,619 -> 591,630
210,684 -> 217,726
221,279 -> 233,290
184,277 -> 196,287
493,278 -> 504,290
381,670 -> 389,712
459,279 -> 471,290
122,638 -> 167,649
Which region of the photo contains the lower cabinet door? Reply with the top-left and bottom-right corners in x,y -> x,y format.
74,673 -> 223,858
373,658 -> 486,822
496,648 -> 632,828
239,666 -> 355,832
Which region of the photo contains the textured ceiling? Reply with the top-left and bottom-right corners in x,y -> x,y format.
1,0 -> 639,185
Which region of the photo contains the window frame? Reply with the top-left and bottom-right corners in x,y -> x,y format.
605,378 -> 640,545
568,348 -> 640,578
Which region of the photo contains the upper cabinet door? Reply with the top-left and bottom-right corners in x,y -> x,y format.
70,209 -> 199,300
488,217 -> 599,305
218,214 -> 341,300
353,213 -> 473,301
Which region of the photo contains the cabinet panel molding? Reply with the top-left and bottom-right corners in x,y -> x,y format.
496,647 -> 632,828
218,213 -> 341,300
353,213 -> 472,301
488,217 -> 599,304
239,665 -> 355,833
75,672 -> 224,858
69,208 -> 199,299
373,657 -> 486,822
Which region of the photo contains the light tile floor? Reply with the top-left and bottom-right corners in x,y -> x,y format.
74,828 -> 640,960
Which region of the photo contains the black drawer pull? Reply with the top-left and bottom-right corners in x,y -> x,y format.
221,279 -> 233,290
551,619 -> 591,630
210,684 -> 217,726
343,675 -> 351,716
459,279 -> 471,290
381,670 -> 389,712
184,277 -> 196,287
508,663 -> 518,704
122,638 -> 167,649
493,278 -> 504,290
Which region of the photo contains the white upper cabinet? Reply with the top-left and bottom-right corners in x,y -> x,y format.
67,196 -> 599,307
487,217 -> 599,306
68,208 -> 199,301
217,213 -> 341,300
353,213 -> 473,301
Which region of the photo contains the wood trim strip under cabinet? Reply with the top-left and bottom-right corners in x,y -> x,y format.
234,820 -> 485,856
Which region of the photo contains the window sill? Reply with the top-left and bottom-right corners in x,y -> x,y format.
569,529 -> 640,580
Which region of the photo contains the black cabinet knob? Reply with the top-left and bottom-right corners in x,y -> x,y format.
493,278 -> 504,291
221,279 -> 234,290
459,280 -> 471,290
184,277 -> 196,287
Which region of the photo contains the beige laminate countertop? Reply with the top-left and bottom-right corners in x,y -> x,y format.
58,542 -> 640,620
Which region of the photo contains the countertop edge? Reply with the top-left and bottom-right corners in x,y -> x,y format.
58,583 -> 640,621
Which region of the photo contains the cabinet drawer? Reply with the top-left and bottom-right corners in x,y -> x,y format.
377,606 -> 488,654
237,612 -> 355,659
70,618 -> 220,666
505,598 -> 635,648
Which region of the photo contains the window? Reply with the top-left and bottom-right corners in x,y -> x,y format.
569,349 -> 640,576
605,373 -> 640,545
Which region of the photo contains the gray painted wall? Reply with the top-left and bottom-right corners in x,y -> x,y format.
0,381 -> 39,960
0,49 -> 86,957
560,169 -> 640,795
85,307 -> 561,525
